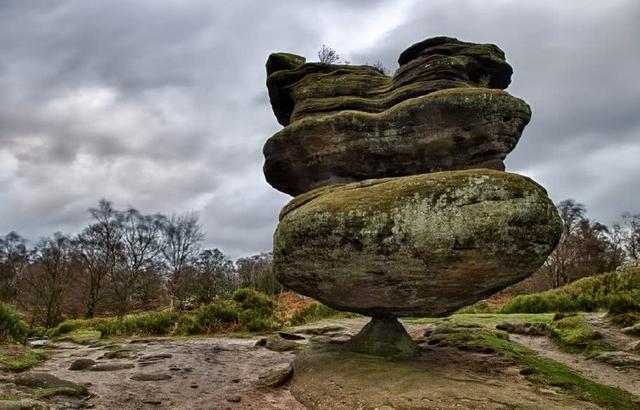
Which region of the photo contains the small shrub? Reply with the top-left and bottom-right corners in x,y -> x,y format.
239,311 -> 278,332
606,294 -> 640,315
0,302 -> 28,343
317,44 -> 340,64
47,319 -> 85,338
289,302 -> 345,325
232,288 -> 276,313
191,301 -> 239,333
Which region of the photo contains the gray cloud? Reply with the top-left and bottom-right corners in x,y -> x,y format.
0,0 -> 638,257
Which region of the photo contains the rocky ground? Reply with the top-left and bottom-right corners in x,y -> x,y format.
0,314 -> 638,409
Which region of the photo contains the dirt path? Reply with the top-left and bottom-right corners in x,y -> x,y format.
28,337 -> 305,410
511,333 -> 640,398
585,313 -> 640,351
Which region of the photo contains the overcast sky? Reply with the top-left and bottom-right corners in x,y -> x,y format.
1,0 -> 638,257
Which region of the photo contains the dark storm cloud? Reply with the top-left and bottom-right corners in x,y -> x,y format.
0,0 -> 638,257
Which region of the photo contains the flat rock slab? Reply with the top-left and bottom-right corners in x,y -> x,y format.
591,351 -> 640,368
68,358 -> 95,371
256,364 -> 294,388
130,373 -> 172,381
13,372 -> 88,395
291,346 -> 599,409
0,399 -> 49,410
256,335 -> 302,352
89,362 -> 135,371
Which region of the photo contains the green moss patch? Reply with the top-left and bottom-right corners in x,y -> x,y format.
0,345 -> 46,372
549,315 -> 611,354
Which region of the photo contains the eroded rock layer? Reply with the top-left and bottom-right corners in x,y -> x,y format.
264,37 -> 530,195
273,169 -> 562,317
264,88 -> 530,195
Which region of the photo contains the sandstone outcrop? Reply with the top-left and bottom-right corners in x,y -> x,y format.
262,36 -> 561,357
264,37 -> 530,196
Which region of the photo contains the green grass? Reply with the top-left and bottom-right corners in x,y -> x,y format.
502,266 -> 640,314
404,313 -> 555,327
0,302 -> 28,343
48,289 -> 284,340
0,344 -> 47,371
549,315 -> 612,354
34,387 -> 86,398
56,329 -> 102,344
288,302 -> 353,325
426,323 -> 637,409
0,394 -> 20,400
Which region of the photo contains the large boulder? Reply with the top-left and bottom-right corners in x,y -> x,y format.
274,169 -> 562,317
264,87 -> 530,195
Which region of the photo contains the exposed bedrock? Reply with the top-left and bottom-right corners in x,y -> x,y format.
273,169 -> 562,317
264,87 -> 530,195
266,36 -> 513,126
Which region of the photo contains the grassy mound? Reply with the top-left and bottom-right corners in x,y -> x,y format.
549,315 -> 611,354
501,266 -> 640,315
0,344 -> 46,372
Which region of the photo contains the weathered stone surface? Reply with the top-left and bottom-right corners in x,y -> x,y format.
345,318 -> 417,358
267,36 -> 513,126
256,363 -> 294,387
68,358 -> 95,370
274,169 -> 562,317
130,372 -> 172,381
264,88 -> 530,195
13,372 -> 88,395
264,36 -> 529,195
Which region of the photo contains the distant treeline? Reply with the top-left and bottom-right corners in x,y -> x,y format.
1,198 -> 638,328
0,200 -> 280,328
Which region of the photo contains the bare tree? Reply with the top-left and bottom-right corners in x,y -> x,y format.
317,44 -> 340,64
543,199 -> 586,287
236,252 -> 281,294
18,234 -> 73,328
0,232 -> 28,302
194,248 -> 236,303
75,200 -> 123,318
112,209 -> 165,317
371,60 -> 389,75
620,213 -> 640,262
160,213 -> 205,309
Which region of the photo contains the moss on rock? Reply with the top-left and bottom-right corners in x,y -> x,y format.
274,169 -> 562,317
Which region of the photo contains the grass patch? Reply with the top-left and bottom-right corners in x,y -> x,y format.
288,302 -> 352,325
549,315 -> 611,354
56,329 -> 102,344
0,344 -> 46,372
404,313 -> 554,327
501,266 -> 640,314
426,323 -> 637,409
0,394 -> 20,400
34,386 -> 85,399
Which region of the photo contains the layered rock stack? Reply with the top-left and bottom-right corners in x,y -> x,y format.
263,37 -> 562,357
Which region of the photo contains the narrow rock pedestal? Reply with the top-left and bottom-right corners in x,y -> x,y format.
345,317 -> 417,359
